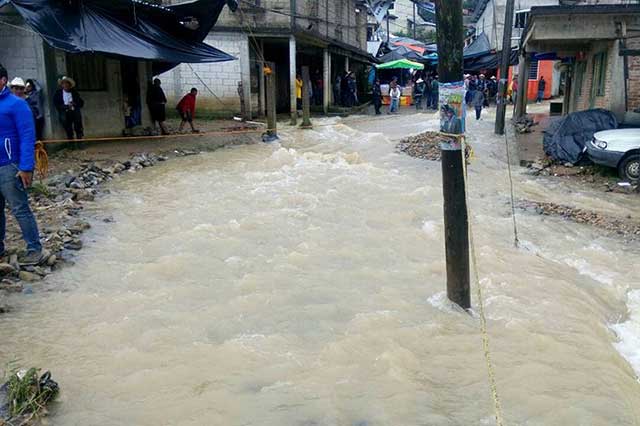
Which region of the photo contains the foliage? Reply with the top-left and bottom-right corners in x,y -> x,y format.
28,182 -> 51,198
1,366 -> 58,424
394,28 -> 437,44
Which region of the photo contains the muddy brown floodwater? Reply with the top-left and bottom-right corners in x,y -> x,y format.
1,112 -> 640,425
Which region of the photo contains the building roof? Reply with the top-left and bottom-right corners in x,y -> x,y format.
471,0 -> 491,23
464,32 -> 491,59
523,4 -> 640,47
528,3 -> 640,17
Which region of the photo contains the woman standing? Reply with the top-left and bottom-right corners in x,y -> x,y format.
25,79 -> 45,141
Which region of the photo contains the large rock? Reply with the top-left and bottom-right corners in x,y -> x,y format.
0,263 -> 16,276
18,271 -> 41,282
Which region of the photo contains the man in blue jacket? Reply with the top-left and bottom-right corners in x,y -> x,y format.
0,64 -> 45,265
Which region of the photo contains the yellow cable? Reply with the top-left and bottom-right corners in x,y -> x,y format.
460,136 -> 506,426
34,141 -> 49,180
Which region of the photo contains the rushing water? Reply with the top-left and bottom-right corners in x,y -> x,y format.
2,113 -> 640,425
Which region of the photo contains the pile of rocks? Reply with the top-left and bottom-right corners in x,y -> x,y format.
519,199 -> 640,239
512,115 -> 537,134
0,151 -> 174,297
397,132 -> 445,161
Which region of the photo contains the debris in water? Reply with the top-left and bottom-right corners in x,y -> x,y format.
396,131 -> 443,161
0,367 -> 59,426
397,131 -> 472,162
518,200 -> 640,239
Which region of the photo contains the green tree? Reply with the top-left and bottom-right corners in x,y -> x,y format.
395,28 -> 437,44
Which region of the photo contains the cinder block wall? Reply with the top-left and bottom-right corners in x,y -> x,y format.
159,32 -> 250,116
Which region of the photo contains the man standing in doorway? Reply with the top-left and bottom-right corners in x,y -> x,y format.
0,64 -> 46,265
53,76 -> 84,140
537,76 -> 546,104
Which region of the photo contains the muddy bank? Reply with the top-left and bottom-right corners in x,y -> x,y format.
525,156 -> 639,195
0,120 -> 260,308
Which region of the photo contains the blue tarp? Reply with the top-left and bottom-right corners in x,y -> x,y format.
0,0 -> 236,65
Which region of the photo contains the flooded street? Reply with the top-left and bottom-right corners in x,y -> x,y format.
2,112 -> 640,425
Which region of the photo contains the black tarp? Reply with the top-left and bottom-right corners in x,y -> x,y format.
543,109 -> 618,164
463,33 -> 491,59
0,0 -> 236,67
464,48 -> 518,72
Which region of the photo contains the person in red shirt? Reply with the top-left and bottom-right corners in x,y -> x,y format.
176,87 -> 198,133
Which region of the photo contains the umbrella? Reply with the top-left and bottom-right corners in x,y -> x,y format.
376,59 -> 425,70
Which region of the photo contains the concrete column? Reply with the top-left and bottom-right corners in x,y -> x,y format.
240,35 -> 252,120
258,40 -> 266,117
289,35 -> 297,125
323,49 -> 330,115
345,56 -> 350,72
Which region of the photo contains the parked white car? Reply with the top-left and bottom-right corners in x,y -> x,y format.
586,128 -> 640,181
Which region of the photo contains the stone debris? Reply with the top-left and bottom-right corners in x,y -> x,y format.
0,151 -> 180,305
526,156 -> 639,194
512,115 -> 537,134
519,199 -> 640,240
397,132 -> 443,161
397,131 -> 472,162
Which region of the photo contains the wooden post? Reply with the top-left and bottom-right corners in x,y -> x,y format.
301,66 -> 312,128
515,53 -> 529,119
435,0 -> 470,310
265,62 -> 277,138
237,81 -> 247,121
495,0 -> 515,135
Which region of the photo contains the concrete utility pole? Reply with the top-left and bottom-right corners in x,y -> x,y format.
265,62 -> 277,138
435,0 -> 470,310
494,0 -> 516,135
413,1 -> 417,40
289,36 -> 298,126
301,66 -> 312,128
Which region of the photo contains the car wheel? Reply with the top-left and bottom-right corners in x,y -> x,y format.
618,153 -> 640,182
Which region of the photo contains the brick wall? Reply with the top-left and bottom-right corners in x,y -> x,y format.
627,37 -> 640,111
159,32 -> 250,115
573,41 -> 616,112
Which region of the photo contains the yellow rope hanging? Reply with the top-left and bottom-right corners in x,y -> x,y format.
35,141 -> 49,180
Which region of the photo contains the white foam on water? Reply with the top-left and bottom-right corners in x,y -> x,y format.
611,290 -> 640,379
421,220 -> 438,237
563,257 -> 616,286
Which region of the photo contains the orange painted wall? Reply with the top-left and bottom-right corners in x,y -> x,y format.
502,60 -> 555,101
526,60 -> 554,101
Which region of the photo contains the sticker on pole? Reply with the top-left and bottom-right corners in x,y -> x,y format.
439,81 -> 466,139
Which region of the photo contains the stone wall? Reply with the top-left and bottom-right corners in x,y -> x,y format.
159,32 -> 251,116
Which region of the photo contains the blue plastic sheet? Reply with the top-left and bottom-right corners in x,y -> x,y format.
1,0 -> 236,65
